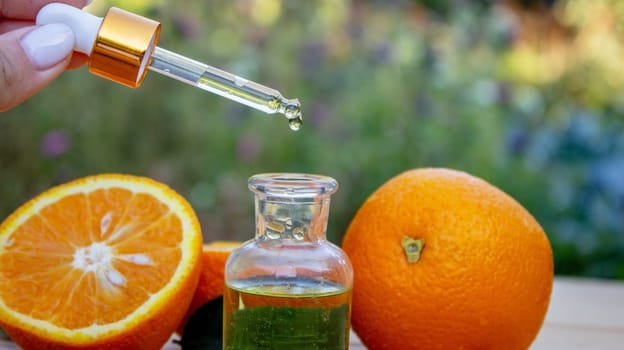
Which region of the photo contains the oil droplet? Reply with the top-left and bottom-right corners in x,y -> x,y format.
267,230 -> 281,239
267,220 -> 285,234
293,227 -> 306,240
288,116 -> 303,131
282,98 -> 303,131
284,218 -> 293,229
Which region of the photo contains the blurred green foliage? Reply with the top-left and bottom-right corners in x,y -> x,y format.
1,0 -> 624,278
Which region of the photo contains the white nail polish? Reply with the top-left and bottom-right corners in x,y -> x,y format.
20,23 -> 75,70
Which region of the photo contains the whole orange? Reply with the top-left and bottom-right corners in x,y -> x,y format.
342,168 -> 553,350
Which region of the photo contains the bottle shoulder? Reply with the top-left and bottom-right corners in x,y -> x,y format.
227,239 -> 351,263
225,239 -> 353,287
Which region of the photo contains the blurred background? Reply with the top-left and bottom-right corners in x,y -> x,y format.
1,0 -> 623,279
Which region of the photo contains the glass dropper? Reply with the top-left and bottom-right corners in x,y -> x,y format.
36,3 -> 302,130
149,47 -> 302,130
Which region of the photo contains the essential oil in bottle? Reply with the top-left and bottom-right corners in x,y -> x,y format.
224,277 -> 351,349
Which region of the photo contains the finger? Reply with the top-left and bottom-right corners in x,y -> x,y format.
1,0 -> 91,20
1,21 -> 87,70
0,19 -> 33,34
0,24 -> 75,112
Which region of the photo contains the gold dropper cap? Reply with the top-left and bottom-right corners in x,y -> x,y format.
89,8 -> 161,88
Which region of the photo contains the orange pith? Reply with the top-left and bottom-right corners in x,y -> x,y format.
342,168 -> 554,350
0,174 -> 202,349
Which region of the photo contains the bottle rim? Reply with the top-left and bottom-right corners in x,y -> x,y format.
248,173 -> 338,198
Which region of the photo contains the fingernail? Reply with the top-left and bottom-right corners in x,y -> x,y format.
20,23 -> 75,70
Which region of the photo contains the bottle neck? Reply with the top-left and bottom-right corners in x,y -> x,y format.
254,196 -> 331,242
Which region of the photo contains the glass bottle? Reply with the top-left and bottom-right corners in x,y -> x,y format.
223,173 -> 353,350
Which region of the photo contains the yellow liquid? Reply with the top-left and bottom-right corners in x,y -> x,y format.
223,277 -> 352,350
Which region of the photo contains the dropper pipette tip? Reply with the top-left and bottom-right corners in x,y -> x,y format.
280,98 -> 303,131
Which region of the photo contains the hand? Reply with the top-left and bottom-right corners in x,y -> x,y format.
0,0 -> 91,111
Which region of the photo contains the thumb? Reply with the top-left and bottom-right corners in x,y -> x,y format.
0,24 -> 75,112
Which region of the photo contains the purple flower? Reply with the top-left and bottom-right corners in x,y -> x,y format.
40,129 -> 70,158
173,14 -> 200,39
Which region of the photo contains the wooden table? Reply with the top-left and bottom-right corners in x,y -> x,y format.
531,277 -> 624,349
1,277 -> 623,349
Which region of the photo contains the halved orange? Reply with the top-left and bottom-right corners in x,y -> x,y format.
177,241 -> 240,334
0,174 -> 203,349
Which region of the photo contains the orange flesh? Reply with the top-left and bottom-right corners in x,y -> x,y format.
0,188 -> 184,329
